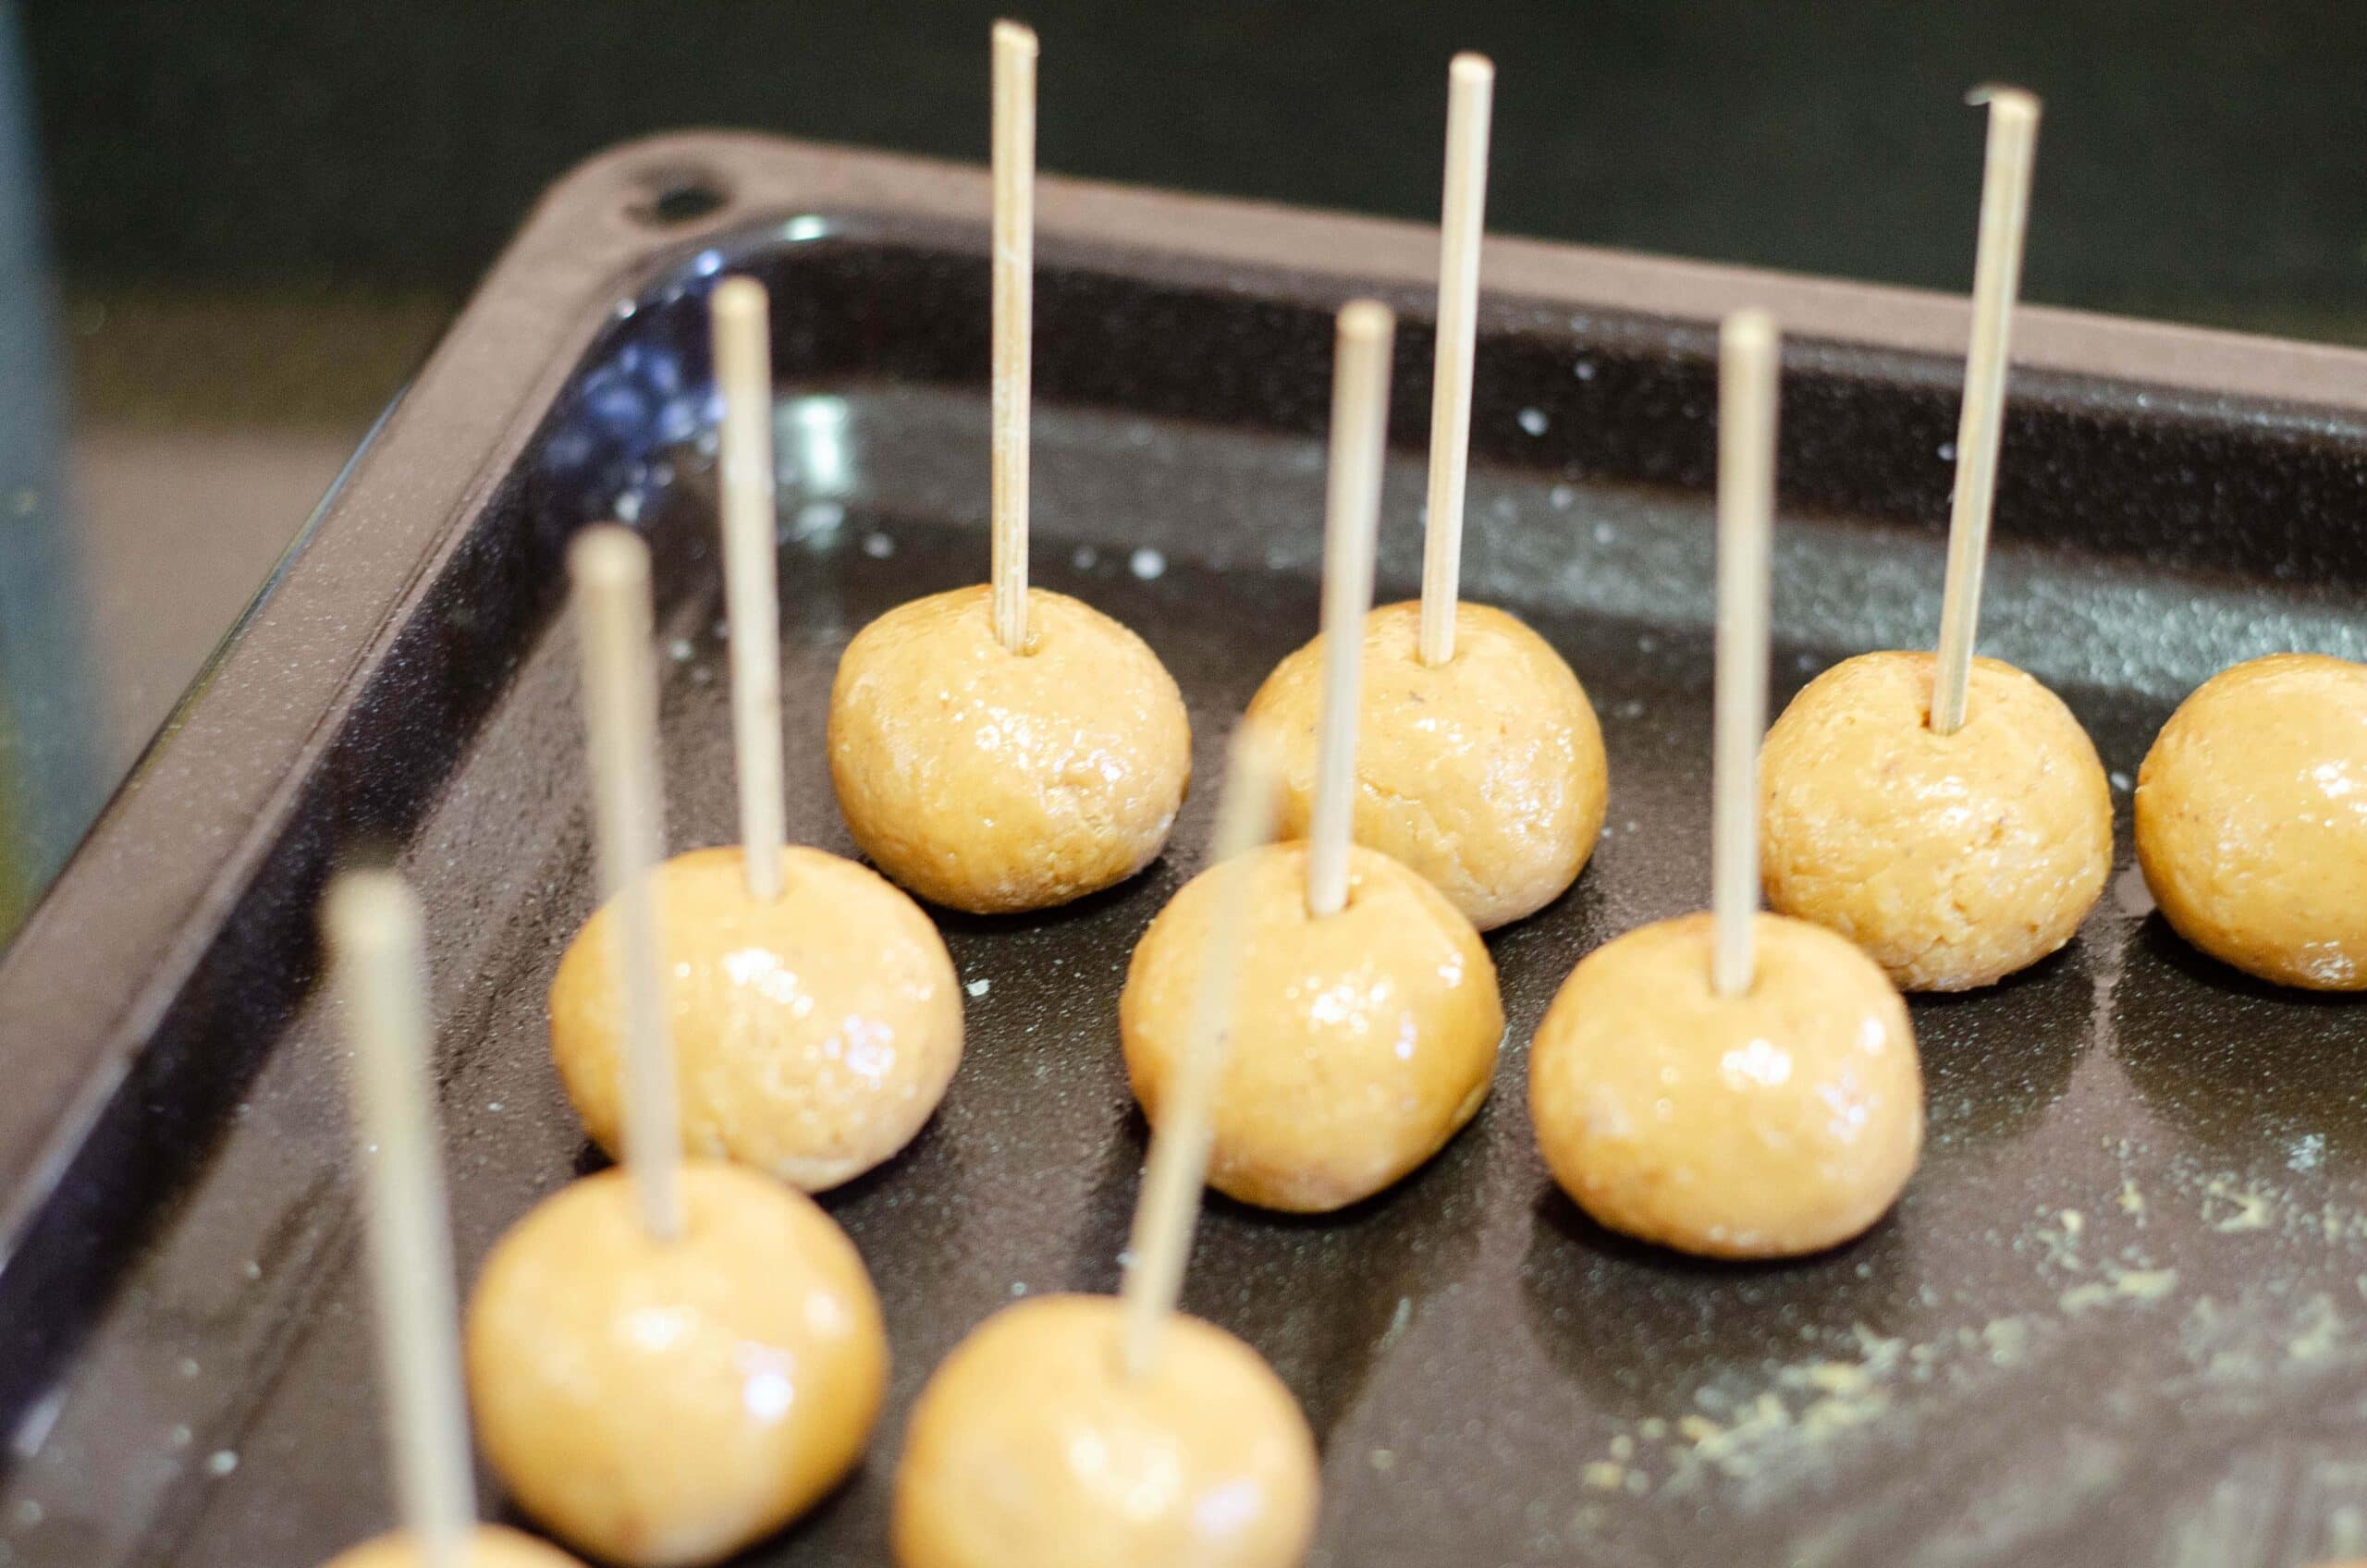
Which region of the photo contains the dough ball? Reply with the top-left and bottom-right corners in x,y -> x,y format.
1121,842 -> 1502,1213
550,845 -> 962,1192
1760,651 -> 2111,991
1245,600 -> 1607,930
320,1526 -> 583,1568
892,1294 -> 1318,1568
2136,653 -> 2367,989
828,586 -> 1192,913
466,1164 -> 888,1568
1529,913 -> 1922,1259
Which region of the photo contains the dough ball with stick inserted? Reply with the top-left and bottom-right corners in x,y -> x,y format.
549,844 -> 963,1192
1246,599 -> 1606,931
892,1294 -> 1318,1568
466,1164 -> 888,1568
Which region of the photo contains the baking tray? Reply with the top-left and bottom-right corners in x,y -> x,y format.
5,133 -> 2367,1568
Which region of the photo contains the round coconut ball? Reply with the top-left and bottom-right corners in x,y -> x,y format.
1245,600 -> 1607,930
893,1294 -> 1318,1568
2136,653 -> 2367,989
320,1527 -> 585,1568
828,585 -> 1191,913
1760,651 -> 2112,991
1529,912 -> 1922,1259
550,845 -> 962,1192
1121,841 -> 1502,1213
466,1164 -> 888,1568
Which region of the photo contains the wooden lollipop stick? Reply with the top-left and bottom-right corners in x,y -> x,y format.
1306,300 -> 1396,919
712,277 -> 787,902
570,526 -> 683,1241
1712,311 -> 1778,998
1417,52 -> 1494,669
1931,87 -> 2041,736
989,19 -> 1038,655
324,872 -> 474,1568
1119,725 -> 1281,1379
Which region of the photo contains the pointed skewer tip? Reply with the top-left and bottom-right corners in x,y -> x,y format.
712,275 -> 765,318
324,868 -> 413,949
1966,83 -> 2041,124
568,523 -> 645,591
1339,299 -> 1394,343
1722,307 -> 1778,356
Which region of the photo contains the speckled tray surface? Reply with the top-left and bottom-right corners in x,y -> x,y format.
2,136 -> 2366,1568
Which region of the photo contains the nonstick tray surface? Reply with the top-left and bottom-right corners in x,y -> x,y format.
3,136 -> 2366,1568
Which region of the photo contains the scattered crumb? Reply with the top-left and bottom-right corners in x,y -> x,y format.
205,1451 -> 238,1477
965,978 -> 990,998
1128,547 -> 1167,580
1677,1415 -> 1723,1446
2063,1268 -> 2178,1315
1982,1317 -> 2031,1367
2204,1177 -> 2273,1233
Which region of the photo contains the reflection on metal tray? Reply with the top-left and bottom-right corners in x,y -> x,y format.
2,135 -> 2366,1567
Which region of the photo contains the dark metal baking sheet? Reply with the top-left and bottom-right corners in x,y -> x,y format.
2,135 -> 2366,1568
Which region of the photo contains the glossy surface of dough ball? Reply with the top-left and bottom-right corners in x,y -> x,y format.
828,586 -> 1191,913
1245,600 -> 1607,930
319,1535 -> 582,1568
550,845 -> 962,1192
1529,913 -> 1921,1259
1121,842 -> 1502,1212
893,1294 -> 1318,1568
466,1165 -> 888,1568
2136,653 -> 2367,989
320,1526 -> 585,1568
1760,651 -> 2112,991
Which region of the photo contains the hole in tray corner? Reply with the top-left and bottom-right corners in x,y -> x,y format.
630,168 -> 731,229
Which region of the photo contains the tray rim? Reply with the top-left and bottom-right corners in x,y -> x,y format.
5,126 -> 2366,1373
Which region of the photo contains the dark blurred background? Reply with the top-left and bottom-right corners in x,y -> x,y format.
5,0 -> 2367,940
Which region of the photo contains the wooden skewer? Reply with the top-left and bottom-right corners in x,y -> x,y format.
569,526 -> 684,1241
1119,725 -> 1281,1379
1931,86 -> 2041,736
712,276 -> 787,902
989,18 -> 1038,655
324,871 -> 474,1568
1712,310 -> 1778,998
1306,300 -> 1395,919
1417,52 -> 1494,669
